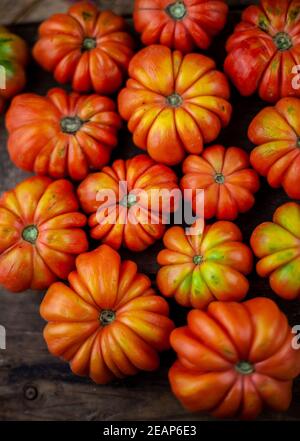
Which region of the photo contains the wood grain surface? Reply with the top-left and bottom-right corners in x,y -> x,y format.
0,2 -> 300,421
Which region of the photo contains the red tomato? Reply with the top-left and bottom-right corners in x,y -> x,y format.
40,244 -> 175,384
6,88 -> 122,181
0,176 -> 88,292
118,45 -> 232,165
248,97 -> 300,199
0,26 -> 29,112
181,145 -> 260,220
77,154 -> 179,252
169,298 -> 300,419
33,1 -> 135,94
134,0 -> 228,52
225,0 -> 300,102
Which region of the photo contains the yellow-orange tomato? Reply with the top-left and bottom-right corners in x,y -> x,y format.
118,45 -> 232,165
169,298 -> 300,419
0,176 -> 88,292
157,220 -> 253,309
40,244 -> 174,384
251,202 -> 300,300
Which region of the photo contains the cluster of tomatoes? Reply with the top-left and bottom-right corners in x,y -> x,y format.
1,0 -> 300,420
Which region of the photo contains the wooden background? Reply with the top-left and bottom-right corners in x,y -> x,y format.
1,0 -> 300,421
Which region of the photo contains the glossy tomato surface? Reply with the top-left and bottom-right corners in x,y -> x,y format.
40,244 -> 174,384
248,97 -> 300,199
225,0 -> 300,102
118,45 -> 232,165
78,154 -> 179,251
6,88 -> 121,181
33,1 -> 135,94
181,145 -> 260,220
169,298 -> 300,419
157,220 -> 253,309
134,0 -> 228,52
251,202 -> 300,300
0,176 -> 88,292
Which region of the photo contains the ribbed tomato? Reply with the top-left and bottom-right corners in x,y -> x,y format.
248,97 -> 300,199
40,244 -> 174,384
6,88 -> 121,181
118,45 -> 232,165
156,220 -> 253,309
0,26 -> 29,112
77,154 -> 179,251
251,202 -> 300,300
181,145 -> 260,220
169,298 -> 300,419
225,0 -> 300,102
134,0 -> 228,52
33,1 -> 135,94
0,176 -> 88,293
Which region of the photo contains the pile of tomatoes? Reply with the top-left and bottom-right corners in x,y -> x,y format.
1,0 -> 300,420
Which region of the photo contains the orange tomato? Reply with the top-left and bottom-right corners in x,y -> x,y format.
118,45 -> 232,165
6,88 -> 121,181
134,0 -> 228,52
248,97 -> 300,199
169,298 -> 300,419
77,154 -> 179,251
181,145 -> 260,220
0,176 -> 88,292
157,220 -> 253,309
40,244 -> 174,384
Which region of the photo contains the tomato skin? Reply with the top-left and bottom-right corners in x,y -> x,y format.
169,298 -> 300,419
133,0 -> 228,53
6,88 -> 122,181
0,176 -> 88,293
251,202 -> 300,300
33,2 -> 135,94
77,154 -> 179,252
181,145 -> 260,220
40,244 -> 174,384
248,97 -> 300,199
118,45 -> 232,165
0,26 -> 29,111
156,220 -> 253,309
224,0 -> 300,102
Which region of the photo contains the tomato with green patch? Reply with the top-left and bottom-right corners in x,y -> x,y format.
156,220 -> 253,309
225,0 -> 300,102
251,202 -> 300,300
0,176 -> 88,293
0,26 -> 28,112
169,298 -> 300,419
248,97 -> 300,199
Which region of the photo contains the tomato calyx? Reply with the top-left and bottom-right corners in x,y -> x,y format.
235,361 -> 254,375
214,173 -> 225,184
166,93 -> 183,108
119,193 -> 137,208
273,32 -> 292,51
193,255 -> 204,265
297,138 -> 300,148
22,225 -> 39,244
61,116 -> 83,134
82,37 -> 97,51
166,1 -> 186,20
100,309 -> 116,326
